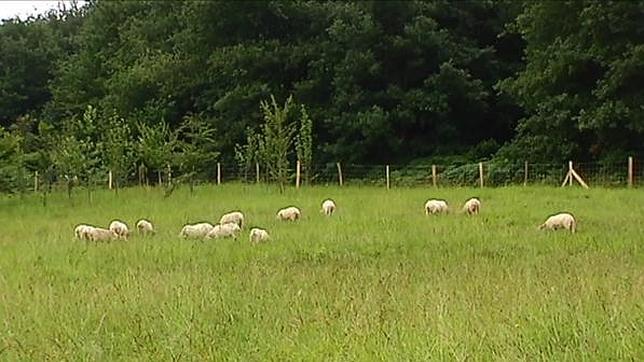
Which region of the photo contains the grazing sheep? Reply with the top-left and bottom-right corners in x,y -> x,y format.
219,211 -> 244,229
206,222 -> 241,240
424,199 -> 449,215
109,220 -> 129,240
321,199 -> 336,216
180,222 -> 215,239
462,197 -> 481,215
74,224 -> 95,240
136,219 -> 155,236
86,227 -> 118,242
276,206 -> 301,221
539,212 -> 577,233
249,228 -> 270,243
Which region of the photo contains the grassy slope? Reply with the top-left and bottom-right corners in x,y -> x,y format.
0,185 -> 642,360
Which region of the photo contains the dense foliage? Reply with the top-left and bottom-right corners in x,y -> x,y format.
0,0 -> 642,192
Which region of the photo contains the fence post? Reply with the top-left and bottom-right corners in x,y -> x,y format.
108,170 -> 113,190
167,164 -> 172,186
217,162 -> 221,185
479,162 -> 484,188
256,162 -> 260,183
628,156 -> 633,187
34,171 -> 38,192
524,161 -> 528,186
568,161 -> 573,186
386,165 -> 390,190
296,160 -> 301,188
336,162 -> 343,186
432,165 -> 437,187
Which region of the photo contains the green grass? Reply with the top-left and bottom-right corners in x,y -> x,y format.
0,184 -> 643,360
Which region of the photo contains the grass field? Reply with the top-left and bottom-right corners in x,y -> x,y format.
0,184 -> 643,360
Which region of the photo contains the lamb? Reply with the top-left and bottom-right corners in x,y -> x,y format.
109,220 -> 129,240
86,227 -> 118,242
249,228 -> 270,243
74,224 -> 95,240
206,222 -> 241,240
136,219 -> 155,236
424,199 -> 449,215
321,199 -> 336,216
276,206 -> 301,221
539,212 -> 577,233
219,211 -> 244,229
462,197 -> 481,215
179,222 -> 215,239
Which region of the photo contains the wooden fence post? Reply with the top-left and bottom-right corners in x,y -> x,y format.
256,162 -> 260,183
336,162 -> 343,186
296,160 -> 301,188
568,161 -> 573,186
524,161 -> 528,186
386,165 -> 390,190
479,162 -> 484,188
217,162 -> 221,185
628,156 -> 633,187
34,171 -> 38,192
167,164 -> 172,186
108,170 -> 113,190
432,165 -> 437,187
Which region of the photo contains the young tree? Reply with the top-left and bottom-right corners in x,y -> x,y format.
234,127 -> 260,182
295,104 -> 313,185
136,120 -> 178,186
175,113 -> 219,193
103,112 -> 134,191
258,95 -> 296,192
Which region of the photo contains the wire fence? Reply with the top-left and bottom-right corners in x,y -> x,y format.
32,156 -> 644,193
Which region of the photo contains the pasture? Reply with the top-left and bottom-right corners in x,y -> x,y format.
0,185 -> 642,359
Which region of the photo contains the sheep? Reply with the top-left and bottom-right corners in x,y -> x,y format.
462,197 -> 481,215
109,220 -> 130,240
86,227 -> 118,242
219,211 -> 244,229
276,206 -> 301,221
136,219 -> 155,236
249,228 -> 270,243
206,222 -> 241,240
539,212 -> 577,233
74,224 -> 95,240
179,222 -> 214,239
424,199 -> 449,215
321,199 -> 336,216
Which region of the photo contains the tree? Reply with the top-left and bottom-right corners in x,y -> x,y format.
175,113 -> 219,193
295,104 -> 313,185
258,95 -> 296,191
103,112 -> 134,191
136,120 -> 178,186
499,1 -> 644,162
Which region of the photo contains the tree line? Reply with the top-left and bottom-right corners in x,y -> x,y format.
0,0 -> 642,193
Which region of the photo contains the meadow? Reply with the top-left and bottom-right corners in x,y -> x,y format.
0,184 -> 642,360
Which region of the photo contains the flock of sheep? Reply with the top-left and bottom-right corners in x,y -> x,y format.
73,196 -> 577,243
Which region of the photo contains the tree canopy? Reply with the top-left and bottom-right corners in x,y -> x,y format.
0,0 -> 642,192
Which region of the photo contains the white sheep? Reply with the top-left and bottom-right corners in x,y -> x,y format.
424,199 -> 449,215
462,197 -> 481,215
87,227 -> 118,242
249,228 -> 270,243
276,206 -> 301,221
321,199 -> 336,216
219,211 -> 244,229
179,222 -> 215,239
74,224 -> 95,240
539,212 -> 577,233
109,220 -> 129,240
206,222 -> 241,240
136,219 -> 155,236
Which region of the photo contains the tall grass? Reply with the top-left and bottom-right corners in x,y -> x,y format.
0,185 -> 642,359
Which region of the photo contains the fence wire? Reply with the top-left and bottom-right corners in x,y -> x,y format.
33,157 -> 644,193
